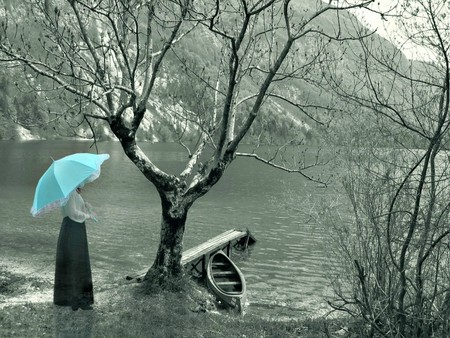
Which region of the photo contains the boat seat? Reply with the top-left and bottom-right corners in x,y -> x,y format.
217,281 -> 241,286
213,271 -> 235,276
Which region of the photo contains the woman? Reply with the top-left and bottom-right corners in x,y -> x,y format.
54,185 -> 97,311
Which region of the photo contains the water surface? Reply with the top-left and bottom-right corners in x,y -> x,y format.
0,140 -> 339,317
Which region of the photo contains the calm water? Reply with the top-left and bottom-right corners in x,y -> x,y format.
0,140 -> 339,317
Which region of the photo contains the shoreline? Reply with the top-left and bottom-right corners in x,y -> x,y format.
1,262 -> 355,337
0,259 -> 139,310
1,258 -> 335,319
1,258 -> 53,310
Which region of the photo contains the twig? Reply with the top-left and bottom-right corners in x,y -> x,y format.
84,115 -> 98,154
236,151 -> 328,187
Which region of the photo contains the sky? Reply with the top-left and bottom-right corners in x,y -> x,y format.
350,1 -> 436,61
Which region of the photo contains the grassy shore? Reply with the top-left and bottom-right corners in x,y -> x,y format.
0,266 -> 359,337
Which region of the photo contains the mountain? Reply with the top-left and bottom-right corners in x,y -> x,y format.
0,1 -> 411,144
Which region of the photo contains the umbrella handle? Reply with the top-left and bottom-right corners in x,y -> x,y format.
90,215 -> 99,223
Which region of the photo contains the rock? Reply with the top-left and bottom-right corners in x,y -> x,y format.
190,298 -> 216,313
334,326 -> 349,336
12,126 -> 39,141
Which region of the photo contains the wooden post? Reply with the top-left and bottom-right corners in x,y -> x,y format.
202,254 -> 206,278
244,234 -> 250,249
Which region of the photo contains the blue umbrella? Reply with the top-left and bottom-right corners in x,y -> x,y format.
31,153 -> 110,217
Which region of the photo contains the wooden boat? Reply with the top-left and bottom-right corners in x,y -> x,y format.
206,250 -> 246,312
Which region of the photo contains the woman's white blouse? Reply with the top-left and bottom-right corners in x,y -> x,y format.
61,192 -> 92,223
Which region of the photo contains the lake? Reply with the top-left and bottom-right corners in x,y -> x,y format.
0,140 -> 340,318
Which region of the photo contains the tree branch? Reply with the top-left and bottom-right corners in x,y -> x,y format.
236,151 -> 328,186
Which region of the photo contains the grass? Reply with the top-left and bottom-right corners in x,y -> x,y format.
0,267 -> 361,337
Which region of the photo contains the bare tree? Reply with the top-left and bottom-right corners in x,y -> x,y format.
0,0 -> 374,284
323,1 -> 450,336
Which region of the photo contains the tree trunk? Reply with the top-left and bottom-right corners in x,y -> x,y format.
145,193 -> 188,283
110,120 -> 193,285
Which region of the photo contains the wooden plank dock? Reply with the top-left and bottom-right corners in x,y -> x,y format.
126,229 -> 256,282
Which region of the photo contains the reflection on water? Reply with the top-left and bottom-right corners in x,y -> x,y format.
0,140 -> 339,317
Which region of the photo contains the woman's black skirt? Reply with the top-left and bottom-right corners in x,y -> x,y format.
54,216 -> 94,308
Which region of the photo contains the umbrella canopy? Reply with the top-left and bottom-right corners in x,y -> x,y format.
31,153 -> 110,217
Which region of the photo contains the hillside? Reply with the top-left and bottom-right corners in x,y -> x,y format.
0,1 -> 410,144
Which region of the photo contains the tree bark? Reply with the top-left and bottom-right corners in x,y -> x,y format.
145,191 -> 189,282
